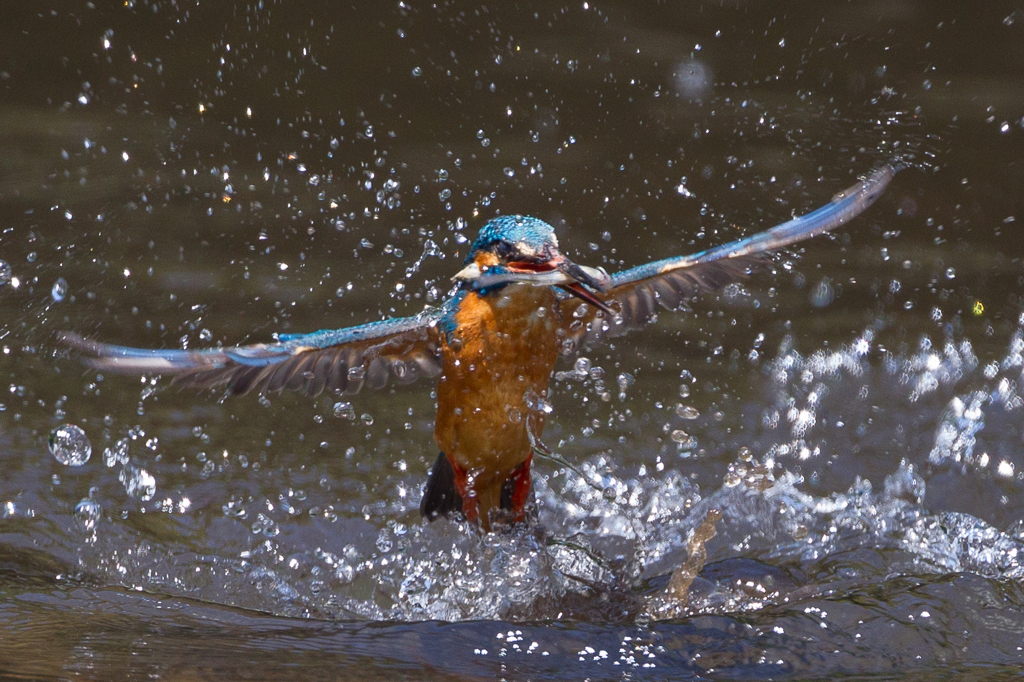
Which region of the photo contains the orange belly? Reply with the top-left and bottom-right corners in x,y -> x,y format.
434,284 -> 561,524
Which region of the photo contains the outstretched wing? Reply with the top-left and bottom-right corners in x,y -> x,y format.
560,165 -> 896,352
59,309 -> 444,397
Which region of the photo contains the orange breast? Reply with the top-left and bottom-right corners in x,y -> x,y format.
434,284 -> 561,491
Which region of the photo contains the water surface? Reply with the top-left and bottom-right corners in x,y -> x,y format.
3,1 -> 1024,679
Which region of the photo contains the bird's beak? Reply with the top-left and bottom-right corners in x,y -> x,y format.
452,255 -> 615,315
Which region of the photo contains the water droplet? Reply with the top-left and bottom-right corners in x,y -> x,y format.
672,59 -> 713,100
360,413 -> 374,426
810,277 -> 835,308
675,404 -> 700,419
74,498 -> 101,530
51,277 -> 68,302
0,261 -> 11,285
49,424 -> 92,466
119,462 -> 156,500
671,429 -> 696,448
411,66 -> 423,77
103,438 -> 130,467
251,512 -> 279,537
503,167 -> 514,177
333,402 -> 356,420
524,389 -> 553,414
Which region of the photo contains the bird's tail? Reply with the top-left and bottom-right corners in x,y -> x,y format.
420,451 -> 463,520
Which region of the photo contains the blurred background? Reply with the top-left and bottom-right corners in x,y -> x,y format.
2,1 -> 1024,679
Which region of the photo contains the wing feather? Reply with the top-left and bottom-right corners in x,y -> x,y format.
560,165 -> 896,352
59,309 -> 443,398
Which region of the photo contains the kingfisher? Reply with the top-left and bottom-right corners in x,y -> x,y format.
61,166 -> 895,531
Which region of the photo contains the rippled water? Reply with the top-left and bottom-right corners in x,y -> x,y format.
3,1 -> 1024,679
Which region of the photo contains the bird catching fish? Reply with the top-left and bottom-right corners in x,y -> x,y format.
61,166 -> 896,530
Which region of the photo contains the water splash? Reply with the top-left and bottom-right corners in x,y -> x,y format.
67,320 -> 1024,624
927,321 -> 1024,472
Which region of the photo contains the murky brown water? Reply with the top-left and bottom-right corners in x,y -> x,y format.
3,1 -> 1024,679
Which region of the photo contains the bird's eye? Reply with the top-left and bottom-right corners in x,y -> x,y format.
492,240 -> 518,259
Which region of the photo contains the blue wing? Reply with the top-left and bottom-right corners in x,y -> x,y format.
560,165 -> 896,351
60,309 -> 444,397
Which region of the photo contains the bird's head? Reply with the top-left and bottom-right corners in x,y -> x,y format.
452,215 -> 613,312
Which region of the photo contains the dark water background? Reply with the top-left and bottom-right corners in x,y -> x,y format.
3,1 -> 1024,679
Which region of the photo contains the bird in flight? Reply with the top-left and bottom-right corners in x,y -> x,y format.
61,166 -> 895,531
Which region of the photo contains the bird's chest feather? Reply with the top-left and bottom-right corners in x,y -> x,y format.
435,286 -> 561,474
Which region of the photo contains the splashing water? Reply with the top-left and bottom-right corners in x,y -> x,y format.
64,318 -> 1024,625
